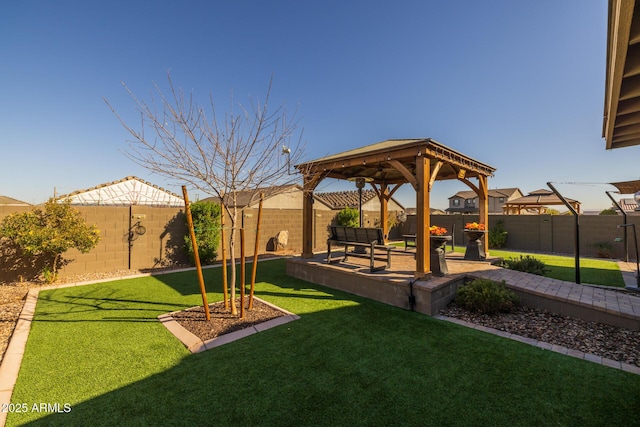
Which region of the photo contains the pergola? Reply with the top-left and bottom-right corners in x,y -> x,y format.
502,189 -> 581,215
296,139 -> 496,279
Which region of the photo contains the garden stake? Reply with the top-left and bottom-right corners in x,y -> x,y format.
221,203 -> 229,309
182,186 -> 211,321
240,228 -> 246,318
249,193 -> 264,309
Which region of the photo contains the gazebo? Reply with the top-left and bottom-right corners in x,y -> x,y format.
502,189 -> 581,215
295,139 -> 496,279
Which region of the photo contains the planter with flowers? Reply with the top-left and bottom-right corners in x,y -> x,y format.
430,226 -> 451,276
463,222 -> 487,261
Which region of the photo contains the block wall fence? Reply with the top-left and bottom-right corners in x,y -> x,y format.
1,204 -> 637,282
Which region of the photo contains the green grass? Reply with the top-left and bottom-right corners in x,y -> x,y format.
8,259 -> 640,426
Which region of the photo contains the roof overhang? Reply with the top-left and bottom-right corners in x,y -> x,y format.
603,0 -> 640,149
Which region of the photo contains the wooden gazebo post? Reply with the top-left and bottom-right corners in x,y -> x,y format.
477,175 -> 489,258
415,155 -> 430,278
302,172 -> 322,258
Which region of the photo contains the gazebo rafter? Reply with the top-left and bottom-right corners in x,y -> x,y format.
296,138 -> 496,279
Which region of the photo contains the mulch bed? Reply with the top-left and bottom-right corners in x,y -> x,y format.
169,298 -> 287,342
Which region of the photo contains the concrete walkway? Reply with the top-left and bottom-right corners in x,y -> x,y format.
619,260 -> 640,289
465,261 -> 640,330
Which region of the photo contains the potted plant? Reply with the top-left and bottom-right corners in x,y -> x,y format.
430,225 -> 451,276
463,222 -> 486,261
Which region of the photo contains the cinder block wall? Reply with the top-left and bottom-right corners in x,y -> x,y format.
0,205 -> 188,281
404,214 -> 631,259
58,206 -> 190,277
2,205 -> 637,283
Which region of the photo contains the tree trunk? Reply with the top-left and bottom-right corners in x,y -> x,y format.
228,210 -> 238,315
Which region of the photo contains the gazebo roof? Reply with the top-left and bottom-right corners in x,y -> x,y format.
505,189 -> 580,206
296,139 -> 495,185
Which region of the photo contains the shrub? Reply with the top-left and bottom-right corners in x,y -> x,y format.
593,242 -> 613,258
336,206 -> 359,227
456,278 -> 519,314
499,255 -> 548,276
599,208 -> 618,215
488,220 -> 507,248
0,198 -> 101,281
184,201 -> 221,265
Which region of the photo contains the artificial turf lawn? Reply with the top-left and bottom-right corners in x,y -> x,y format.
7,259 -> 640,426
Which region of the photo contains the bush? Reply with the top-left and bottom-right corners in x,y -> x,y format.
336,207 -> 359,227
184,201 -> 221,265
599,208 -> 618,215
456,278 -> 519,314
488,220 -> 507,248
499,255 -> 548,276
0,198 -> 101,281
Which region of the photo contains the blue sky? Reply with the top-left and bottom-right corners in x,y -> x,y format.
0,0 -> 631,210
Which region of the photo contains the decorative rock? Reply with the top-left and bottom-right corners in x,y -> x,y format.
275,230 -> 289,250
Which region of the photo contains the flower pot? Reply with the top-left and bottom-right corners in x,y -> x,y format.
430,235 -> 451,276
463,230 -> 486,261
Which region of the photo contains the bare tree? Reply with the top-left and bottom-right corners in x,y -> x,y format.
105,73 -> 305,315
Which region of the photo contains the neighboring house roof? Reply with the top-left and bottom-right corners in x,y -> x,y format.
448,188 -> 521,200
603,0 -> 640,149
404,207 -> 446,215
0,195 -> 31,206
201,184 -> 302,208
618,198 -> 639,211
57,176 -> 185,207
314,190 -> 404,210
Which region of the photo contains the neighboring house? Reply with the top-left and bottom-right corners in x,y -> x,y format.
201,186 -> 405,213
57,176 -> 185,207
0,195 -> 31,206
404,207 -> 446,215
201,184 -> 308,209
502,189 -> 581,215
314,189 -> 404,212
446,188 -> 522,214
616,198 -> 639,213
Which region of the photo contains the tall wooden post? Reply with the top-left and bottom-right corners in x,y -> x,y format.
478,175 -> 489,257
415,156 -> 431,279
379,183 -> 389,243
249,193 -> 264,309
302,173 -> 320,258
182,186 -> 211,321
240,228 -> 246,319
